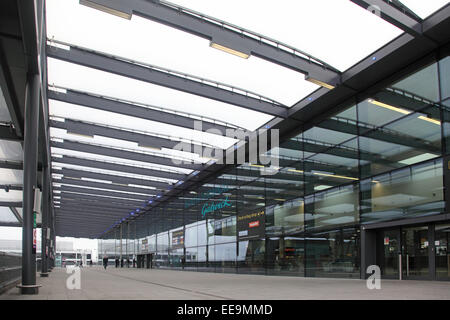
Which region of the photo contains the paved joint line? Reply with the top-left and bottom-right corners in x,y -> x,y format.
90,269 -> 232,300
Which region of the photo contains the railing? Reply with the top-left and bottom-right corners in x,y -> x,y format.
0,251 -> 22,294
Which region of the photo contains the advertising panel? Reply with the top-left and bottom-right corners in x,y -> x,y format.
237,210 -> 265,241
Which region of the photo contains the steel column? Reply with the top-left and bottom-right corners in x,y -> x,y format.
19,74 -> 40,294
40,165 -> 49,277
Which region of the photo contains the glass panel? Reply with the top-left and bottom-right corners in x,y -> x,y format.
0,87 -> 11,122
440,56 -> 450,101
381,229 -> 399,278
214,242 -> 236,273
361,160 -> 444,223
0,141 -> 22,161
435,224 -> 450,280
398,0 -> 449,18
402,226 -> 429,278
47,59 -> 273,131
46,0 -> 317,106
185,247 -> 197,271
266,236 -> 305,276
0,207 -> 18,223
306,228 -> 359,278
0,168 -> 22,185
392,63 -> 440,102
169,0 -> 402,71
237,239 -> 265,274
307,184 -> 359,232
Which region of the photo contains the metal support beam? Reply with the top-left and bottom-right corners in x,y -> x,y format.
19,74 -> 40,295
0,160 -> 23,170
350,0 -> 422,37
9,207 -> 23,224
52,155 -> 186,181
50,118 -> 213,157
46,44 -> 288,117
80,0 -> 340,84
40,165 -> 49,277
51,139 -> 203,171
53,167 -> 172,190
55,177 -> 159,196
0,46 -> 24,138
48,88 -> 237,134
0,123 -> 23,141
58,184 -> 151,201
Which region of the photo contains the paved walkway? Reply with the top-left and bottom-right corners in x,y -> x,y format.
2,267 -> 450,300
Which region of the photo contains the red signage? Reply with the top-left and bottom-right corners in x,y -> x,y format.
249,221 -> 260,228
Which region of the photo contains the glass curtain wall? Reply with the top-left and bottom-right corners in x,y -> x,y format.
101,55 -> 449,279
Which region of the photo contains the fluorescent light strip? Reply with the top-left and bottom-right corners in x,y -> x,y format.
368,99 -> 411,115
418,116 -> 441,126
288,169 -> 304,174
305,76 -> 335,90
79,0 -> 132,20
210,42 -> 250,59
313,172 -> 358,181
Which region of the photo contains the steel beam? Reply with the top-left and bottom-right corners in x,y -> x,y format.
58,191 -> 145,207
0,123 -> 22,141
9,207 -> 23,224
48,88 -> 237,134
54,177 -> 159,196
0,160 -> 22,170
57,201 -> 141,214
58,184 -> 151,201
52,167 -> 172,190
51,139 -> 203,171
40,165 -> 49,276
46,44 -> 288,117
0,46 -> 24,138
350,0 -> 422,37
52,155 -> 186,181
50,118 -> 213,157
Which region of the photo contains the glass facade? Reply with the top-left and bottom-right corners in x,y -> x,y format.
100,54 -> 450,279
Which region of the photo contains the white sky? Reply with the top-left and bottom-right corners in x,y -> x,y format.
0,227 -> 98,251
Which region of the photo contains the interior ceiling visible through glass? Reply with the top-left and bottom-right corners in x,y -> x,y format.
46,0 -> 319,107
47,59 -> 273,132
167,0 -> 404,71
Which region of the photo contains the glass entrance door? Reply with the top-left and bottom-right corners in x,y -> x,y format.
435,224 -> 450,280
381,229 -> 400,279
401,226 -> 430,279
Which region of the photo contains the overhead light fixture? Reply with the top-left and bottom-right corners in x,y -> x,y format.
288,169 -> 304,174
305,76 -> 335,90
314,185 -> 332,191
210,42 -> 250,59
313,172 -> 358,181
137,143 -> 161,152
368,99 -> 411,115
79,0 -> 132,20
274,198 -> 286,202
418,116 -> 441,126
249,164 -> 265,168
